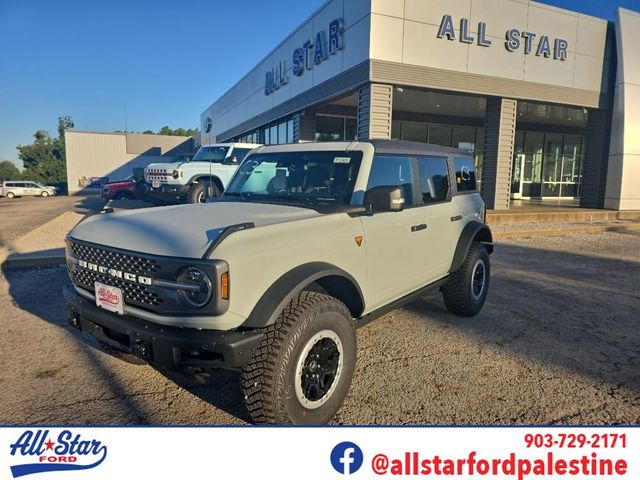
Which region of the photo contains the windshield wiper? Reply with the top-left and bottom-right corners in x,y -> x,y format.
223,191 -> 248,201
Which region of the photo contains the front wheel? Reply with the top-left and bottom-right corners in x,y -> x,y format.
187,181 -> 220,204
241,292 -> 356,424
441,242 -> 490,316
6,192 -> 15,199
41,191 -> 49,197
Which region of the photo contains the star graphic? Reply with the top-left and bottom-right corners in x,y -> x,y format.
44,439 -> 55,451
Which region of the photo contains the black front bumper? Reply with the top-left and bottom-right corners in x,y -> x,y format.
143,183 -> 189,203
63,284 -> 263,371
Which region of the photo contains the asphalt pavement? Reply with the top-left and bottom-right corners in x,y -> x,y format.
1,230 -> 638,425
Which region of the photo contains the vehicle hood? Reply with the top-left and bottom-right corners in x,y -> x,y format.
69,202 -> 321,258
104,181 -> 133,188
145,161 -> 184,171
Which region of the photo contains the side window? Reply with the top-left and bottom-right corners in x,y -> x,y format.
366,155 -> 416,206
233,148 -> 252,162
417,156 -> 449,203
454,157 -> 477,192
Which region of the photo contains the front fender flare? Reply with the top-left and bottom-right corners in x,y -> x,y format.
241,262 -> 364,329
449,221 -> 493,273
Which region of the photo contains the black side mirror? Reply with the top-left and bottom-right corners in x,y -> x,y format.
224,155 -> 238,165
363,185 -> 405,213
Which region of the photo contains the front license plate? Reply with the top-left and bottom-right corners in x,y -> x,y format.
95,281 -> 124,315
152,179 -> 160,188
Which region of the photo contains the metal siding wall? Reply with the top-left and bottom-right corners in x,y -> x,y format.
580,109 -> 612,208
482,98 -> 517,210
357,83 -> 393,139
370,60 -> 605,109
293,113 -> 316,142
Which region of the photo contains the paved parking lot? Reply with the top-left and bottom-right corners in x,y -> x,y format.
0,195 -> 101,246
0,230 -> 638,425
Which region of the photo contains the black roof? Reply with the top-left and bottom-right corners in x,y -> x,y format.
365,139 -> 473,157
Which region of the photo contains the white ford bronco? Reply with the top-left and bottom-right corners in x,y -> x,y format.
144,143 -> 261,204
64,140 -> 493,424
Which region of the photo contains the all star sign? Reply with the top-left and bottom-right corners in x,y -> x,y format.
265,19 -> 344,96
437,14 -> 568,61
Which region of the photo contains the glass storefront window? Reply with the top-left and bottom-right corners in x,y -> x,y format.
345,118 -> 357,141
315,115 -> 344,142
452,126 -> 476,152
428,125 -> 452,147
391,121 -> 402,140
287,119 -> 294,143
402,122 -> 428,143
269,125 -> 277,145
278,122 -> 287,144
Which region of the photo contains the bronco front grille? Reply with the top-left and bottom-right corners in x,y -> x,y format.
68,241 -> 163,309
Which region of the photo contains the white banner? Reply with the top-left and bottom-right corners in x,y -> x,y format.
0,427 -> 636,479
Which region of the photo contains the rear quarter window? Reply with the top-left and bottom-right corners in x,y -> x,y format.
454,157 -> 477,192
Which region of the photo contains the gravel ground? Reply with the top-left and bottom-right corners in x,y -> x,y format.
1,230 -> 638,425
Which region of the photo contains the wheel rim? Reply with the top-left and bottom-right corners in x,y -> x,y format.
471,259 -> 486,301
197,188 -> 206,203
294,329 -> 343,410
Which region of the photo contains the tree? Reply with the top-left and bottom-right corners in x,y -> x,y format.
156,125 -> 199,137
0,160 -> 20,181
16,116 -> 73,185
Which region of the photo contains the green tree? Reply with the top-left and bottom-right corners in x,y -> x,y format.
16,116 -> 74,185
156,125 -> 199,137
0,160 -> 20,181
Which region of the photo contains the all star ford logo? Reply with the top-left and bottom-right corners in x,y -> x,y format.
9,429 -> 107,478
77,259 -> 152,285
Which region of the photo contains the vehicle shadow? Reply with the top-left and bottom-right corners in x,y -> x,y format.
404,236 -> 640,394
3,265 -> 252,424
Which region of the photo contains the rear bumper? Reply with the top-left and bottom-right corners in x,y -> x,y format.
63,283 -> 263,371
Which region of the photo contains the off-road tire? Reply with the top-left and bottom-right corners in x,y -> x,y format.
113,191 -> 133,201
441,241 -> 490,316
241,291 -> 356,425
187,181 -> 220,204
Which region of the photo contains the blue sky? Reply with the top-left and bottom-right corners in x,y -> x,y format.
1,0 -> 639,168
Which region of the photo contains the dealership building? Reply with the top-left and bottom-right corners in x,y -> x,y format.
201,0 -> 639,210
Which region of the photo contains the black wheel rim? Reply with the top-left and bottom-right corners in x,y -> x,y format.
471,260 -> 485,300
300,337 -> 340,402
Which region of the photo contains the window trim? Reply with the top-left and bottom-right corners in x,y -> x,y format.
416,155 -> 453,206
451,155 -> 478,195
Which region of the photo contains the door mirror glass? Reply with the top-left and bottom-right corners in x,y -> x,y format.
363,185 -> 405,213
224,155 -> 238,165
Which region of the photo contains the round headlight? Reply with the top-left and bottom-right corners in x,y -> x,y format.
172,169 -> 180,179
176,267 -> 212,308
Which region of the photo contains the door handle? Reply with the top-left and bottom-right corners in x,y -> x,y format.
411,223 -> 427,232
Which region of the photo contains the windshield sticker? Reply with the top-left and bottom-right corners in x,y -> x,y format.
333,157 -> 351,164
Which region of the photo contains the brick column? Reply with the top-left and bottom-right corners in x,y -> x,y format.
482,98 -> 517,210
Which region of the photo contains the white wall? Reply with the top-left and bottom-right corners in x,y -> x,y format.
605,8 -> 640,210
201,0 -> 372,141
370,0 -> 608,92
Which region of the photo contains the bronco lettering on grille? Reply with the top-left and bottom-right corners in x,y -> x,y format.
77,259 -> 152,286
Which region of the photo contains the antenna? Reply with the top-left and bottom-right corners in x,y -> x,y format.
124,103 -> 128,132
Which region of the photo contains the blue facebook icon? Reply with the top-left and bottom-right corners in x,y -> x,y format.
330,441 -> 364,475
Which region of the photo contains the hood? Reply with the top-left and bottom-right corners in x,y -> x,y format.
69,202 -> 320,258
146,161 -> 183,171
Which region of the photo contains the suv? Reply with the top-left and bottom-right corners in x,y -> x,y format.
64,140 -> 493,424
101,175 -> 144,201
1,181 -> 57,198
144,143 -> 260,204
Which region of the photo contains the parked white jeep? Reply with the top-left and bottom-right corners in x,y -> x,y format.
64,140 -> 493,424
144,143 -> 261,204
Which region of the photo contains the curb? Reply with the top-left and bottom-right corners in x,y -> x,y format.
1,255 -> 66,271
493,223 -> 640,239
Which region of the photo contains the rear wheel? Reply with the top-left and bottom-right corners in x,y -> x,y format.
187,180 -> 220,204
441,242 -> 490,316
241,292 -> 356,424
6,192 -> 15,199
113,191 -> 133,201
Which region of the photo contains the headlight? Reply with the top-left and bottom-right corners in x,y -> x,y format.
172,169 -> 180,179
176,267 -> 212,308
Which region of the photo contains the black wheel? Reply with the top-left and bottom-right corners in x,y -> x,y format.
187,181 -> 220,204
113,191 -> 133,201
241,292 -> 356,425
441,242 -> 490,316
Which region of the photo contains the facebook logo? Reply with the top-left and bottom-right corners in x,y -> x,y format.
330,441 -> 363,475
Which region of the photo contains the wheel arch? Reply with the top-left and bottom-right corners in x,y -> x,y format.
242,262 -> 364,329
189,175 -> 224,193
449,221 -> 493,273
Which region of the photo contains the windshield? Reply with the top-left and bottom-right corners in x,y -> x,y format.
192,146 -> 230,163
224,151 -> 363,209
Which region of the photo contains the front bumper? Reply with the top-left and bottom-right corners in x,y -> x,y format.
63,284 -> 263,371
142,183 -> 190,202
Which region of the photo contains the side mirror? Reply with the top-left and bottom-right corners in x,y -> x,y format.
363,186 -> 405,213
224,155 -> 238,165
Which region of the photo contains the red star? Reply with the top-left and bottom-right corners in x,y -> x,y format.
44,439 -> 55,451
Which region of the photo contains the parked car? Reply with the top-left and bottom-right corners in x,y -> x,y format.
64,140 -> 492,424
101,175 -> 143,201
144,143 -> 261,204
0,181 -> 57,198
